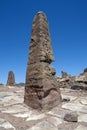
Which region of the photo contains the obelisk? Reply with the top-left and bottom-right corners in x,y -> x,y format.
24,11 -> 61,110
7,71 -> 15,86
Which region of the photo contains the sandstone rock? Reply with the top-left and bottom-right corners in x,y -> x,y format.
6,71 -> 15,86
61,71 -> 71,78
78,114 -> 87,122
75,75 -> 87,83
84,68 -> 87,73
58,76 -> 75,89
28,121 -> 58,130
24,11 -> 61,110
57,68 -> 87,90
64,112 -> 78,122
0,118 -> 15,130
74,125 -> 87,130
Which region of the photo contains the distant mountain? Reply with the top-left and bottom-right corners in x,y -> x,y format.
0,83 -> 4,86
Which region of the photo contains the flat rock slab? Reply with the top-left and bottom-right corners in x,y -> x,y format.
58,123 -> 78,130
14,112 -> 46,121
78,113 -> 87,122
79,97 -> 87,105
74,125 -> 87,130
1,104 -> 29,114
0,86 -> 87,130
46,116 -> 63,126
62,97 -> 87,114
0,118 -> 15,130
28,121 -> 58,130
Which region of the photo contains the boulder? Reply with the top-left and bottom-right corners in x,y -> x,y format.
64,112 -> 78,122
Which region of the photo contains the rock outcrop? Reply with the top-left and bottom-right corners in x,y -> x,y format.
24,11 -> 61,110
71,70 -> 87,90
57,69 -> 87,90
84,68 -> 87,73
7,71 -> 15,86
61,71 -> 71,78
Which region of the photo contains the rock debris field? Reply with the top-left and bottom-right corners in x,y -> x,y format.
0,85 -> 87,130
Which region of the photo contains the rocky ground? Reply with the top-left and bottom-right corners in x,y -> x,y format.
0,85 -> 87,130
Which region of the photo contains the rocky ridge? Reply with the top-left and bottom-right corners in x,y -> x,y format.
57,69 -> 87,90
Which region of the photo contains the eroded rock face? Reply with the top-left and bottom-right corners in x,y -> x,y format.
57,69 -> 87,90
61,71 -> 70,78
24,11 -> 61,110
84,68 -> 87,73
7,71 -> 15,86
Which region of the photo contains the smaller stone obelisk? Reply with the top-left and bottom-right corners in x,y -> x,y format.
7,71 -> 15,86
24,11 -> 61,110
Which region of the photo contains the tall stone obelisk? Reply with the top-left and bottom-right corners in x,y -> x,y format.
7,71 -> 15,86
24,12 -> 61,110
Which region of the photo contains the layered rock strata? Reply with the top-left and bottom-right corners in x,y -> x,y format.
24,12 -> 61,110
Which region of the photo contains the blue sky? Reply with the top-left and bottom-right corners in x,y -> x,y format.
0,0 -> 87,84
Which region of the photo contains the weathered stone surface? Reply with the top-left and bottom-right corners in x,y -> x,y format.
57,68 -> 87,90
6,71 -> 15,86
75,75 -> 87,83
64,112 -> 78,122
75,125 -> 87,130
0,85 -> 87,129
28,121 -> 58,130
78,113 -> 87,122
62,96 -> 87,113
0,118 -> 15,130
24,11 -> 61,110
61,71 -> 71,78
84,68 -> 87,73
